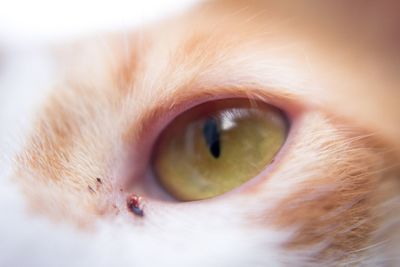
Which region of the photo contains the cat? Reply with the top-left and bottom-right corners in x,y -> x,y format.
0,0 -> 399,266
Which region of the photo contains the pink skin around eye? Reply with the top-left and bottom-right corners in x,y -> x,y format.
120,88 -> 302,206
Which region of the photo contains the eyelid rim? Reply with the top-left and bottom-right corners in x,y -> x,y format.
122,86 -> 302,200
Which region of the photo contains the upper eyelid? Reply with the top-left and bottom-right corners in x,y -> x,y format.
124,85 -> 299,148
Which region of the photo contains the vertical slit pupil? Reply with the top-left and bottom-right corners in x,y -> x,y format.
203,118 -> 221,158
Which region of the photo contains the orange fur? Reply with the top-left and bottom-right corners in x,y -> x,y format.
10,0 -> 400,264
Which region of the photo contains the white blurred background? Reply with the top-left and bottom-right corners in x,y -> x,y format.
0,0 -> 199,46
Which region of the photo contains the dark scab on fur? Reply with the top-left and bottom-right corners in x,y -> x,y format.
127,194 -> 144,217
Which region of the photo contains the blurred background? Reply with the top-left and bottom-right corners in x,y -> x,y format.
0,0 -> 198,46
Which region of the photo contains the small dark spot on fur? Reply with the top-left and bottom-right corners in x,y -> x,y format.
88,185 -> 95,194
127,194 -> 144,217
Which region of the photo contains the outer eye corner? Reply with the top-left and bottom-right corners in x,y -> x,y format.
151,98 -> 288,202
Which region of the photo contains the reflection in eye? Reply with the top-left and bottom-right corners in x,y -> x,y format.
152,99 -> 288,201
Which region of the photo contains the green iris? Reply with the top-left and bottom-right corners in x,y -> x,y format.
153,99 -> 287,201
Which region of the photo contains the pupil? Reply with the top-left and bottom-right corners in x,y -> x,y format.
203,118 -> 221,158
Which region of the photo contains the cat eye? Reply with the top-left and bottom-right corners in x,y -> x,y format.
152,99 -> 288,201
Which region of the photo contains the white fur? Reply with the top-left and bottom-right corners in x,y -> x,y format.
0,4 -> 290,267
1,1 -> 399,266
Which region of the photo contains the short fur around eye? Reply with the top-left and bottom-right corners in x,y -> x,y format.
1,0 -> 399,266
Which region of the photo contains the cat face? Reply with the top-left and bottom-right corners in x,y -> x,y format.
1,0 -> 399,266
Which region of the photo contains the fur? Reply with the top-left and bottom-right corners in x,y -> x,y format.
1,0 -> 399,266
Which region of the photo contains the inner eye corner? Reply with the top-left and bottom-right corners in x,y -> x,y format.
147,97 -> 290,203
